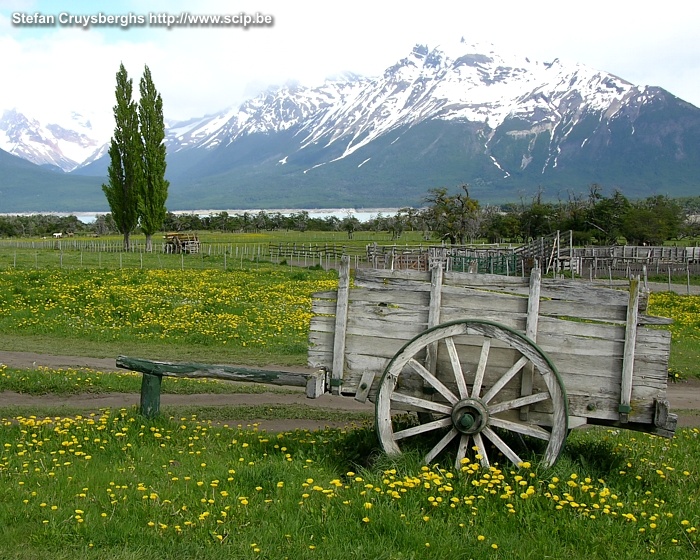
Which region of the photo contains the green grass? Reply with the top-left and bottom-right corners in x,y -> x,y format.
0,240 -> 698,557
648,292 -> 700,380
0,404 -> 373,424
0,407 -> 698,559
0,264 -> 337,366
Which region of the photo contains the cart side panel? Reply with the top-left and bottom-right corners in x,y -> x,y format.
309,268 -> 673,421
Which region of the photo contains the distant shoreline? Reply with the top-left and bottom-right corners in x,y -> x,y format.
0,208 -> 402,223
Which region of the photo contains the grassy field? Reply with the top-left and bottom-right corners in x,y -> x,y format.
0,255 -> 697,378
0,404 -> 698,559
0,245 -> 699,558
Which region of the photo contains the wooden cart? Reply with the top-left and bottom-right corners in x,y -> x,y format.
119,255 -> 677,469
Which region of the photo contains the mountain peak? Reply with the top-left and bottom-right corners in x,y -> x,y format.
6,38 -> 700,212
0,108 -> 101,172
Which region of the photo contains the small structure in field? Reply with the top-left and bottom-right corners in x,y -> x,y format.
163,232 -> 200,254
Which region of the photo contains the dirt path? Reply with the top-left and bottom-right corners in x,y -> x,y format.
0,350 -> 374,431
1,350 -> 699,430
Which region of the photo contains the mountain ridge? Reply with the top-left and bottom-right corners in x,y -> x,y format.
2,39 -> 700,212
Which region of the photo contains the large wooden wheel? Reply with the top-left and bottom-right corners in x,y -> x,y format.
375,320 -> 568,469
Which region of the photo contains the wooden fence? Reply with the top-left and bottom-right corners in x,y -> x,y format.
2,237 -> 699,282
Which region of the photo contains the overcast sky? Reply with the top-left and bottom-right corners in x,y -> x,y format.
1,0 -> 699,138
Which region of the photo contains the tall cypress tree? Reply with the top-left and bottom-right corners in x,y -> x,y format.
102,63 -> 142,251
138,65 -> 169,252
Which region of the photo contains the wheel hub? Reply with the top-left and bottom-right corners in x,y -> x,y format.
451,398 -> 489,434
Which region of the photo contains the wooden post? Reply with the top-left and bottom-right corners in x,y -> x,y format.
619,277 -> 640,423
520,266 -> 541,420
425,260 -> 444,375
331,256 -> 351,395
140,372 -> 162,418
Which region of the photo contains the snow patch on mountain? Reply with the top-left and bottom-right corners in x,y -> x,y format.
0,38 -> 655,180
155,37 -> 639,178
0,109 -> 103,171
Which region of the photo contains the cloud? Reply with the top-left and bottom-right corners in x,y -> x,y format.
1,0 -> 699,135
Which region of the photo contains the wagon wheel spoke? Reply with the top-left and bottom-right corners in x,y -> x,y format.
472,433 -> 490,468
481,355 -> 529,404
488,392 -> 550,415
482,426 -> 523,466
424,428 -> 460,464
488,417 -> 552,441
471,338 -> 491,398
394,417 -> 453,440
407,358 -> 459,405
390,392 -> 453,416
454,434 -> 470,470
444,337 -> 469,399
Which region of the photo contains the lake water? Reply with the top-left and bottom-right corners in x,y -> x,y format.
27,208 -> 402,224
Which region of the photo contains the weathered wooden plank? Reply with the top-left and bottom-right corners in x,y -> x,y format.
311,290 -> 340,300
521,268 -> 541,420
620,278 -> 640,422
318,284 -> 635,327
638,315 -> 674,326
334,302 -> 527,331
356,268 -> 432,283
354,370 -> 376,402
539,299 -> 627,322
347,288 -> 430,306
537,316 -> 626,341
118,356 -> 314,387
440,289 -> 529,314
538,281 -> 632,306
311,300 -> 339,315
331,256 -> 351,395
425,263 -> 444,375
442,271 -> 529,287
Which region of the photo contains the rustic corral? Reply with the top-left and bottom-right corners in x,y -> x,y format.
163,232 -> 200,254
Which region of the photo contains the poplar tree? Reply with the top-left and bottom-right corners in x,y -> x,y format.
138,65 -> 169,252
102,63 -> 142,251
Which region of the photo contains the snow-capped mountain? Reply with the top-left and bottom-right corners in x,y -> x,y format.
0,109 -> 103,172
4,38 -> 700,212
161,40 -> 648,173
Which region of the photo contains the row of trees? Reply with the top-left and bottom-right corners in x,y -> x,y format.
376,185 -> 694,246
102,64 -> 169,251
1,188 -> 697,246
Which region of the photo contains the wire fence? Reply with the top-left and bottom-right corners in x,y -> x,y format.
1,239 -> 699,288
